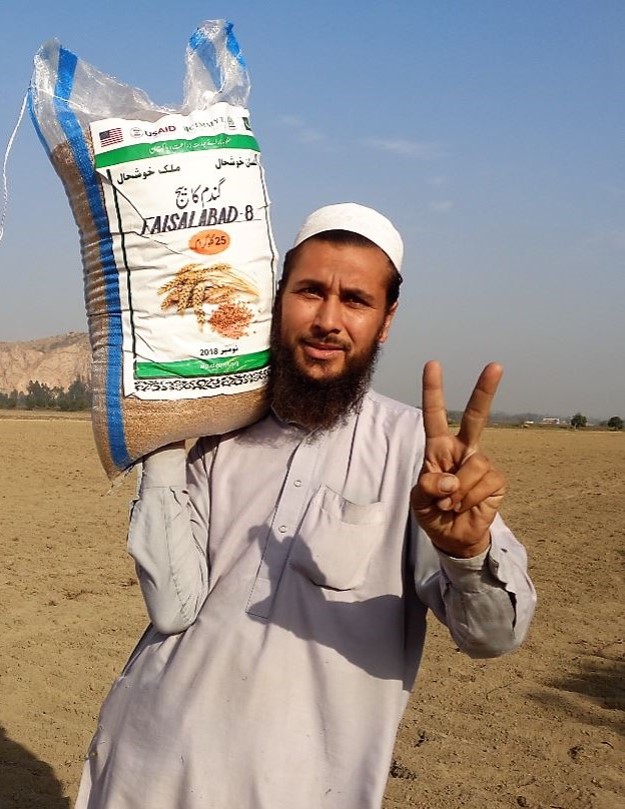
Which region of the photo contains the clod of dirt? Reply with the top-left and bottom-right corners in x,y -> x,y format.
567,744 -> 585,761
389,759 -> 417,780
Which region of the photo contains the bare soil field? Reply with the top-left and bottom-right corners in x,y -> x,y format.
0,413 -> 623,808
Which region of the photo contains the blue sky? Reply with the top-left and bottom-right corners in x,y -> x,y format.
1,0 -> 623,419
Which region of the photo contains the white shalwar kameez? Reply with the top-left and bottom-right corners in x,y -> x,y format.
76,391 -> 536,809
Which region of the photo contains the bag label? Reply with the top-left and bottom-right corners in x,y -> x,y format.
90,104 -> 276,400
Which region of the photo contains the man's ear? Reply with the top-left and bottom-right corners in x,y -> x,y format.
378,302 -> 398,344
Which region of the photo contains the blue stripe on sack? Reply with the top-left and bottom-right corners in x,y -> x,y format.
189,26 -> 221,90
189,22 -> 247,85
225,22 -> 247,68
54,47 -> 131,472
28,85 -> 53,160
188,27 -> 207,52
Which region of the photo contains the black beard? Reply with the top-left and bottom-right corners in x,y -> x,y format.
268,319 -> 380,432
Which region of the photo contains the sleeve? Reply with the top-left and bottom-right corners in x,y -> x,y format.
411,513 -> 537,659
126,440 -> 214,635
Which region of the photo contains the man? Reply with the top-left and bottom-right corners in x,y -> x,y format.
76,203 -> 536,809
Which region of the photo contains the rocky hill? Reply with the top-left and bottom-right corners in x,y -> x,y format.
0,332 -> 91,394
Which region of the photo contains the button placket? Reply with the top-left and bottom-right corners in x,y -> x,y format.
245,437 -> 318,618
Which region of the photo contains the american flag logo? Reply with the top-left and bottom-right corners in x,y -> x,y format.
99,127 -> 123,147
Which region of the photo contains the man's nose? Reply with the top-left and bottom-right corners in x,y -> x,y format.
312,296 -> 342,333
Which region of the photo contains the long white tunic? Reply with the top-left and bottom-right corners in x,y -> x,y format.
76,391 -> 536,809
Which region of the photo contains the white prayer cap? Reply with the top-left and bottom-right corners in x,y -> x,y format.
293,203 -> 403,275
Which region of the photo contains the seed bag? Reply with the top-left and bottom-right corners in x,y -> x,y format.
28,20 -> 277,480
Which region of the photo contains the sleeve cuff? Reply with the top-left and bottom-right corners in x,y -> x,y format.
436,545 -> 491,590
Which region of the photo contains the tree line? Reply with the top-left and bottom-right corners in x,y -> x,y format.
0,377 -> 91,411
1,381 -> 622,428
571,412 -> 624,430
449,409 -> 624,430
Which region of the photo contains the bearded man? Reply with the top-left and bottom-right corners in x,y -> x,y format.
76,203 -> 536,809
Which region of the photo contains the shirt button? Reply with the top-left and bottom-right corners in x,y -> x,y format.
293,479 -> 302,488
278,525 -> 287,534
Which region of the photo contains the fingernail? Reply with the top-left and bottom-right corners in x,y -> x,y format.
439,475 -> 457,493
438,498 -> 453,511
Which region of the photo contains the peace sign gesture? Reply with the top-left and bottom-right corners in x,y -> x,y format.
410,361 -> 506,558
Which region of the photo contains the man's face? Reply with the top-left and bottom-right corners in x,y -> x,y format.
278,239 -> 397,383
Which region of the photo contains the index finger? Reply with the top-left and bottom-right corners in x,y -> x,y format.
422,360 -> 449,439
457,363 -> 503,448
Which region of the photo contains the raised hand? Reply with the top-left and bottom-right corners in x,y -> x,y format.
410,361 -> 506,558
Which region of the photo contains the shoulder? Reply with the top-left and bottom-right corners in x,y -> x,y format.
363,389 -> 424,429
358,390 -> 425,453
190,411 -> 289,464
356,391 -> 425,482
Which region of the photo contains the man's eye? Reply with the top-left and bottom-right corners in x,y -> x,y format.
299,287 -> 322,298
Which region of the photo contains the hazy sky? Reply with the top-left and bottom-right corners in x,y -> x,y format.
0,1 -> 623,419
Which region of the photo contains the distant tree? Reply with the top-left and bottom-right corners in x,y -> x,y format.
50,386 -> 65,407
57,376 -> 91,411
570,412 -> 587,429
25,380 -> 55,409
607,415 -> 624,431
0,378 -> 91,411
4,389 -> 25,409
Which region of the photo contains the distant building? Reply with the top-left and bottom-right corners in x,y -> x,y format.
541,417 -> 560,425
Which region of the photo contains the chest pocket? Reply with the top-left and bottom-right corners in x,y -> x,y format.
289,485 -> 385,591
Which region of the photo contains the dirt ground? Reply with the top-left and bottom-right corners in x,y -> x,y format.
0,412 -> 623,808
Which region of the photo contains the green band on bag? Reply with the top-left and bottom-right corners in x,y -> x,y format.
95,134 -> 260,168
135,349 -> 270,378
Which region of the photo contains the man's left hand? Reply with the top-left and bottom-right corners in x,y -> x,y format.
410,361 -> 507,558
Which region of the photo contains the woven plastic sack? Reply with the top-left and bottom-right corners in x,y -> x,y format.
28,20 -> 277,480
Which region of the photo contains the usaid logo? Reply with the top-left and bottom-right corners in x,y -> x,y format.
130,125 -> 177,138
145,125 -> 177,137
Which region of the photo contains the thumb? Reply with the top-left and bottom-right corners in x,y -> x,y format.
411,473 -> 459,509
